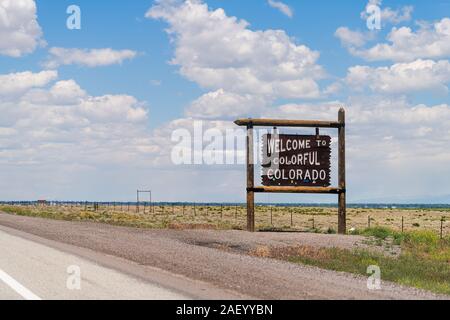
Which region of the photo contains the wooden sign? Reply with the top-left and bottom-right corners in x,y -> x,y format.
262,134 -> 331,187
234,108 -> 346,234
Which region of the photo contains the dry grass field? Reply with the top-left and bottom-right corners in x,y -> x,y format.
0,204 -> 448,236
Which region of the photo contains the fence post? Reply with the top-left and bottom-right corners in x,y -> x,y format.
402,216 -> 404,233
291,211 -> 293,227
368,216 -> 371,229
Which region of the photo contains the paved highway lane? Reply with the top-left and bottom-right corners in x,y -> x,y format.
0,229 -> 190,300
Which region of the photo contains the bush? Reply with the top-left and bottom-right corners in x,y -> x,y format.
326,227 -> 336,234
404,230 -> 439,247
362,226 -> 394,240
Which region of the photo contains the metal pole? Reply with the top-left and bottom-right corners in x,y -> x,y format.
150,191 -> 153,213
136,190 -> 139,213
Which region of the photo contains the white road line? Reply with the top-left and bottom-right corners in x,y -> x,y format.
0,269 -> 41,300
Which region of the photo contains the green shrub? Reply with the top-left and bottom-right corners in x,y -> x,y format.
403,230 -> 439,247
326,227 -> 336,234
362,226 -> 394,240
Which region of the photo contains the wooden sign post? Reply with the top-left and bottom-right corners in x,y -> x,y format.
235,108 -> 346,234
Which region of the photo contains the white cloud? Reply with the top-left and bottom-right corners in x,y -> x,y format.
335,27 -> 369,48
0,70 -> 151,170
23,79 -> 87,105
43,48 -> 137,68
345,59 -> 450,94
361,0 -> 413,26
146,0 -> 324,100
352,18 -> 450,62
185,89 -> 268,119
0,0 -> 43,57
263,101 -> 343,122
267,0 -> 293,18
323,82 -> 343,95
266,96 -> 450,153
0,70 -> 57,99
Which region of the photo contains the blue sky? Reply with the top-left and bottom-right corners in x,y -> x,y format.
1,0 -> 450,203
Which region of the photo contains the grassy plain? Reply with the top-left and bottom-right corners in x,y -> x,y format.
0,204 -> 448,234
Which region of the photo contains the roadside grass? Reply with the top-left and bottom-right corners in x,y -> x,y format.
0,205 -> 237,230
1,205 -> 448,234
252,227 -> 450,295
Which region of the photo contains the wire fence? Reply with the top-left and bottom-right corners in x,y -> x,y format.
0,201 -> 448,238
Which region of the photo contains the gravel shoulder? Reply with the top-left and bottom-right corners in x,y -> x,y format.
0,212 -> 447,300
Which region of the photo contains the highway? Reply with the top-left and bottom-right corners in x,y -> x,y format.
0,213 -> 447,300
0,226 -> 247,300
0,229 -> 192,300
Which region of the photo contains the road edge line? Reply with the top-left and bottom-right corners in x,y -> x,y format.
0,269 -> 42,300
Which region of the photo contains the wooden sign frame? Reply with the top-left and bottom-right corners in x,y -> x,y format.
234,108 -> 346,234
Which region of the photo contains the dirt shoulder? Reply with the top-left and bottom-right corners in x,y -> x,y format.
0,212 -> 445,300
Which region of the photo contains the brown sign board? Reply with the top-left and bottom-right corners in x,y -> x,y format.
262,134 -> 331,187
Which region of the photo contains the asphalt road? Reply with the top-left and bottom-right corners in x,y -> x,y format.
0,213 -> 447,300
0,229 -> 192,300
0,227 -> 245,300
